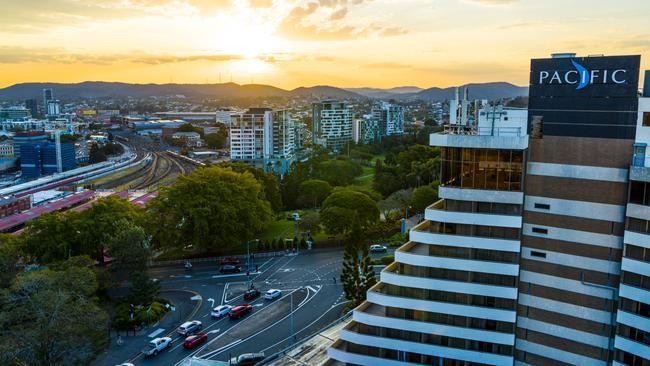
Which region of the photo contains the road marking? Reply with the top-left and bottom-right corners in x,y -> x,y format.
208,329 -> 220,334
210,271 -> 260,279
306,285 -> 317,293
253,304 -> 263,307
197,339 -> 243,361
191,295 -> 202,301
148,328 -> 165,338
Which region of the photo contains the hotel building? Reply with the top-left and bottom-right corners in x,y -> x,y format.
327,54 -> 649,366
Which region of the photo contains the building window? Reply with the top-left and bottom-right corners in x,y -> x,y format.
534,203 -> 550,210
643,112 -> 650,127
532,227 -> 548,234
530,251 -> 547,258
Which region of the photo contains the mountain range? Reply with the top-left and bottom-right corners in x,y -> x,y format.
0,81 -> 527,102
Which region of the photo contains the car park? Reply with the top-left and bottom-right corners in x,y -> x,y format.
220,264 -> 242,273
229,304 -> 253,319
264,289 -> 282,300
183,332 -> 208,349
369,244 -> 388,253
177,320 -> 202,335
230,352 -> 265,366
243,288 -> 261,301
211,304 -> 232,318
142,337 -> 172,357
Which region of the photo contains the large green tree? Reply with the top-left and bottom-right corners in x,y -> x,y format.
411,182 -> 440,213
106,220 -> 151,285
0,258 -> 109,366
218,162 -> 282,212
205,128 -> 228,149
321,190 -> 379,306
298,179 -> 332,208
149,166 -> 272,251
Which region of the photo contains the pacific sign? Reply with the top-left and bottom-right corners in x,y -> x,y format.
538,59 -> 628,90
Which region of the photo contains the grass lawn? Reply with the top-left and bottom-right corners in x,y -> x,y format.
260,218 -> 295,241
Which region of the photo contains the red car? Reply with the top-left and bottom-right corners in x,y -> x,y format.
183,332 -> 208,349
219,257 -> 241,265
229,304 -> 253,319
243,289 -> 260,301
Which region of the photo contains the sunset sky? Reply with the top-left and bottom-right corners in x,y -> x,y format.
0,0 -> 648,89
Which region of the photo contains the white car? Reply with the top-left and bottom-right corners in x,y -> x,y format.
177,320 -> 202,335
369,244 -> 388,253
211,304 -> 232,318
264,289 -> 282,300
142,337 -> 172,357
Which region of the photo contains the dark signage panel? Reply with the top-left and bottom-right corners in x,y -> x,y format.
528,55 -> 640,139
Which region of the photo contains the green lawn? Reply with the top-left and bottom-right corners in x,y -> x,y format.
260,218 -> 295,241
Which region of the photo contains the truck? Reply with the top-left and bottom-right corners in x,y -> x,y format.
142,337 -> 172,357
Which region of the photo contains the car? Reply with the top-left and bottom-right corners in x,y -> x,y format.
264,289 -> 282,300
229,304 -> 253,319
219,257 -> 241,265
286,212 -> 300,221
183,332 -> 208,349
229,352 -> 265,366
211,304 -> 232,318
243,288 -> 261,301
220,265 -> 242,273
177,320 -> 202,335
142,337 -> 172,357
369,244 -> 388,253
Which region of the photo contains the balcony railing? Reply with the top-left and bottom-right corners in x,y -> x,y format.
442,125 -> 523,137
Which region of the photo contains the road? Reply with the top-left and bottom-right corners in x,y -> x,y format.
98,247 -> 392,366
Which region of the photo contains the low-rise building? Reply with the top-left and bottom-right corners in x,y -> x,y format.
0,195 -> 31,217
0,141 -> 14,157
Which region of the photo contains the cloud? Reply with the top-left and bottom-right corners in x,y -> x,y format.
275,0 -> 407,40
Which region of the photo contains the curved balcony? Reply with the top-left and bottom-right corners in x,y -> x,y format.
410,221 -> 521,253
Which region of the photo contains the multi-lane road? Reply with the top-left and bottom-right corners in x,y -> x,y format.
97,248 -> 396,366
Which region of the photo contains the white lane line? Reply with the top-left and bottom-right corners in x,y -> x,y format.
148,328 -> 165,338
203,286 -> 321,361
306,285 -> 317,293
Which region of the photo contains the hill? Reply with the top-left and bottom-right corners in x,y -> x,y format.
401,82 -> 528,101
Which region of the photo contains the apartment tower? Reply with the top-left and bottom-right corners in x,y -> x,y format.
312,100 -> 353,153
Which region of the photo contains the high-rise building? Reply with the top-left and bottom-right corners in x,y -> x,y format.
25,99 -> 38,118
42,88 -> 53,112
20,141 -> 77,180
0,106 -> 31,121
327,53 -> 649,366
353,116 -> 381,145
229,108 -> 295,175
312,100 -> 353,153
46,100 -> 61,117
13,131 -> 49,159
372,102 -> 405,136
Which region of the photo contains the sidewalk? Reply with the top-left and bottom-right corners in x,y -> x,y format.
92,289 -> 200,366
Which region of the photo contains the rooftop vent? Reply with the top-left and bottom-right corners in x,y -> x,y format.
551,53 -> 576,59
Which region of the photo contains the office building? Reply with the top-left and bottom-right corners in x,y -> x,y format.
13,131 -> 49,159
0,141 -> 15,157
25,99 -> 38,118
313,100 -> 353,153
42,88 -> 53,112
46,100 -> 61,117
0,106 -> 31,120
229,108 -> 295,175
328,54 -> 649,366
20,141 -> 77,180
372,102 -> 405,136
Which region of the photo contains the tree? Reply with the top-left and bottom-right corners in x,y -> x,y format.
378,189 -> 413,219
127,271 -> 160,306
149,166 -> 272,252
219,162 -> 282,212
89,143 -> 107,163
106,220 -> 151,285
298,211 -> 321,236
0,234 -> 21,287
205,129 -> 228,150
0,258 -> 109,366
411,183 -> 439,213
298,179 -> 332,208
321,190 -> 379,306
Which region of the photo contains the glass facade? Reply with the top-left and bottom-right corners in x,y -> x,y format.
441,147 -> 524,191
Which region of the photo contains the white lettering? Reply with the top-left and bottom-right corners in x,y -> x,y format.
539,71 -> 549,84
550,71 -> 562,84
564,70 -> 578,84
612,69 -> 627,84
602,69 -> 608,84
590,69 -> 600,83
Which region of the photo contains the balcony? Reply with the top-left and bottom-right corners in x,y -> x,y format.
396,242 -> 519,276
425,201 -> 522,228
380,262 -> 518,299
409,221 -> 521,253
430,125 -> 528,150
438,186 -> 524,204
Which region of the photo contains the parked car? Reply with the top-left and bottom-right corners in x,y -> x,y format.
220,265 -> 242,273
211,304 -> 232,318
264,289 -> 282,300
219,257 -> 241,265
230,352 -> 265,366
286,212 -> 300,221
183,332 -> 208,349
369,244 -> 388,253
244,288 -> 261,301
229,304 -> 253,319
177,320 -> 202,335
142,337 -> 172,357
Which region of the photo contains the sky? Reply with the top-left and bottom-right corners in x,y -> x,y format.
0,0 -> 649,89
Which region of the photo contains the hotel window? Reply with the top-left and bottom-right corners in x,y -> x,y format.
643,112 -> 650,127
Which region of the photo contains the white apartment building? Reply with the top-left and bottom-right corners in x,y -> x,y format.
372,101 -> 405,136
313,100 -> 353,153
